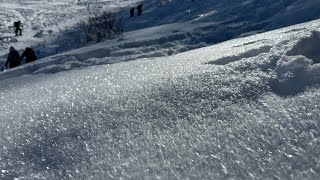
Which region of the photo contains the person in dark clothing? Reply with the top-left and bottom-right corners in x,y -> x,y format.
21,47 -> 37,63
14,21 -> 22,36
130,7 -> 135,18
137,4 -> 143,16
5,46 -> 20,69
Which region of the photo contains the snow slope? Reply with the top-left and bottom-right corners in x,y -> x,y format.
1,17 -> 320,179
2,0 -> 320,69
1,0 -> 320,179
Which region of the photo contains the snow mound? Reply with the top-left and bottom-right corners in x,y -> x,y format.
287,31 -> 320,64
208,45 -> 272,65
273,31 -> 320,95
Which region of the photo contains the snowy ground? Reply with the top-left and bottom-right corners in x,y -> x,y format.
1,0 -> 320,179
1,0 -> 320,68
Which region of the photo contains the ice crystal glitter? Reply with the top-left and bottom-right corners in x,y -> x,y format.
1,0 -> 320,179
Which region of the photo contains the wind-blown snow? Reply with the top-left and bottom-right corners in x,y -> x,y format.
1,0 -> 320,179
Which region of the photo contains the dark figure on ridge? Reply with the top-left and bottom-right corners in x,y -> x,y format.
5,46 -> 20,69
21,47 -> 37,63
137,4 -> 143,16
130,7 -> 135,18
14,20 -> 22,36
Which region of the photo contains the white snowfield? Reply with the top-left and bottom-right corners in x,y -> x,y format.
1,0 -> 320,179
1,19 -> 320,179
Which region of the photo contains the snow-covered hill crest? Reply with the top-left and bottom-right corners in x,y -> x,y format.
1,0 -> 320,75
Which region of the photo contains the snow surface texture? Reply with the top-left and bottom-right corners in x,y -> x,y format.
1,0 -> 320,179
1,18 -> 320,179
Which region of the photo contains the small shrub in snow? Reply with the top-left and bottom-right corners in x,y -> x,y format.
78,0 -> 124,42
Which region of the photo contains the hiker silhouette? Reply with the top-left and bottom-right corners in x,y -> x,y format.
21,47 -> 37,63
137,4 -> 143,16
130,7 -> 135,18
5,46 -> 20,69
14,20 -> 22,36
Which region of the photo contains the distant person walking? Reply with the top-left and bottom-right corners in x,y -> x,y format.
21,47 -> 37,63
130,7 -> 135,18
137,4 -> 143,16
5,46 -> 20,69
14,20 -> 22,36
